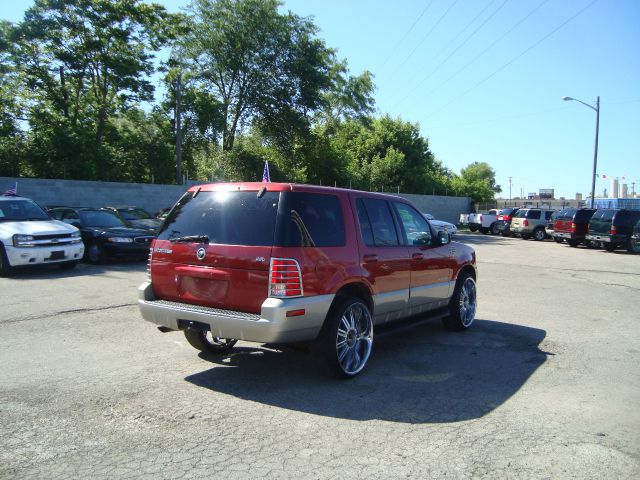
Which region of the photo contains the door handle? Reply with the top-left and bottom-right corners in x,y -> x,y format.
363,254 -> 378,263
412,253 -> 424,260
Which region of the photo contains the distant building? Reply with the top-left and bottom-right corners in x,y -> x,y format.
576,193 -> 583,201
611,179 -> 619,198
621,184 -> 628,198
527,188 -> 555,200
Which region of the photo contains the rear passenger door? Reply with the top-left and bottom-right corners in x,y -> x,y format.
355,198 -> 411,323
392,202 -> 452,310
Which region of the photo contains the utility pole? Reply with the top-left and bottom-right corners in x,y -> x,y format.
632,182 -> 636,197
175,72 -> 183,185
508,176 -> 512,203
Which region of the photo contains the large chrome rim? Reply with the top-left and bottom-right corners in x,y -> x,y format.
336,303 -> 373,376
459,278 -> 477,327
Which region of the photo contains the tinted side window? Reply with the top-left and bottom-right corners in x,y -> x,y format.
356,199 -> 374,247
362,198 -> 399,247
393,202 -> 432,245
545,211 -> 554,220
527,210 -> 541,219
285,192 -> 345,247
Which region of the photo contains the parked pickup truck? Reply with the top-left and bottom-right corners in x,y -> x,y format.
468,209 -> 502,234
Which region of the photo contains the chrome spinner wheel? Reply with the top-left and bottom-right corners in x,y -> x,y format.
320,298 -> 374,378
336,302 -> 373,376
443,273 -> 477,331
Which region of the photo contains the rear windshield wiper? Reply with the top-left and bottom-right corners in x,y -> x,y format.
169,234 -> 210,244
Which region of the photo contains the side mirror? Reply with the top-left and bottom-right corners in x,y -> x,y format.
437,230 -> 450,245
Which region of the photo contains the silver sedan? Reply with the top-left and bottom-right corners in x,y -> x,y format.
424,213 -> 458,236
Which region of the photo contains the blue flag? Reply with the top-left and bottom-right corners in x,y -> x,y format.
262,161 -> 271,183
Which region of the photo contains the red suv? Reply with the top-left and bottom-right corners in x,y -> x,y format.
138,183 -> 478,377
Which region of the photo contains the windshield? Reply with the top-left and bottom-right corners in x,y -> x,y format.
158,190 -> 280,246
80,210 -> 127,228
118,208 -> 152,220
0,199 -> 50,221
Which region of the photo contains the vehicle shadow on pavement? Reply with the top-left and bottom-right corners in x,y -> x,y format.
3,260 -> 148,281
454,233 -> 519,246
185,319 -> 549,424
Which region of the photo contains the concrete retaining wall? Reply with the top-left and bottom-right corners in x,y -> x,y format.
1,177 -> 472,224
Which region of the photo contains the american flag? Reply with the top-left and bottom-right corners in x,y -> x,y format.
262,161 -> 271,183
3,182 -> 17,196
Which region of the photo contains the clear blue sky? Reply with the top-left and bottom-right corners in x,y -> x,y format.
4,0 -> 639,199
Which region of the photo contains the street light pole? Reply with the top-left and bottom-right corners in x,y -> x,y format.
562,95 -> 600,208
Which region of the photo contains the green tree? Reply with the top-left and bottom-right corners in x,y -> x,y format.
180,0 -> 334,153
451,161 -> 502,202
12,0 -> 179,179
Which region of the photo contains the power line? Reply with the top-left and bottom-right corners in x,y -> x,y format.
412,0 -> 551,108
424,0 -> 599,120
426,105 -> 572,129
397,0 -> 509,106
384,0 -> 460,85
378,0 -> 436,70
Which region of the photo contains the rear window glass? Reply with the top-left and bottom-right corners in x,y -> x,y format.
515,210 -> 527,218
527,210 -> 541,219
592,209 -> 616,222
158,190 -> 280,246
80,210 -> 127,228
283,192 -> 345,247
614,210 -> 640,227
557,208 -> 577,220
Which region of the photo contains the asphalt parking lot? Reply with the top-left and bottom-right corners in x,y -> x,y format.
1,234 -> 639,479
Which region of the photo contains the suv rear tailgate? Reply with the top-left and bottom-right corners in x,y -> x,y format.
150,243 -> 272,313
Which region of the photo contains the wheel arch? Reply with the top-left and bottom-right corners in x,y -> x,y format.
329,281 -> 374,316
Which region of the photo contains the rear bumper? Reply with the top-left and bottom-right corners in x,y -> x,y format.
555,232 -> 581,240
138,282 -> 334,343
586,234 -> 612,243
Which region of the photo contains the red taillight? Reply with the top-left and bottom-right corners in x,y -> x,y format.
571,223 -> 576,232
504,216 -> 511,221
523,220 -> 529,227
270,258 -> 303,297
610,225 -> 617,235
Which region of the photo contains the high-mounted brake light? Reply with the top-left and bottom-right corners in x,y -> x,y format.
269,258 -> 303,297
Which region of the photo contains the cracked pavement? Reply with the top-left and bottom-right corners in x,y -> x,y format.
1,236 -> 639,479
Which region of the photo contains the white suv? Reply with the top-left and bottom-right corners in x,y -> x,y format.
0,195 -> 84,275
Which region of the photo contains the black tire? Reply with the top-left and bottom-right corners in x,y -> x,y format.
500,229 -> 511,237
469,226 -> 478,232
87,244 -> 104,264
317,297 -> 373,378
567,239 -> 580,247
628,238 -> 640,254
586,240 -> 598,249
480,227 -> 489,235
533,228 -> 546,241
491,223 -> 500,235
603,243 -> 616,252
554,237 -> 564,244
59,261 -> 79,270
443,272 -> 477,331
521,234 -> 531,240
183,329 -> 237,354
0,244 -> 13,277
